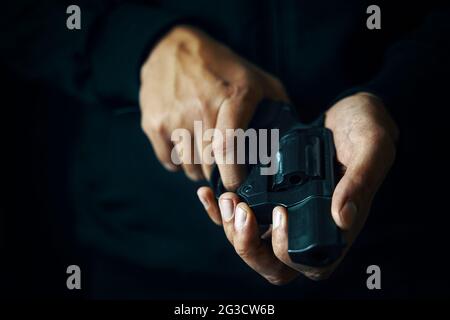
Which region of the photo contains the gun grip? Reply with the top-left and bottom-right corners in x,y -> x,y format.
287,196 -> 345,267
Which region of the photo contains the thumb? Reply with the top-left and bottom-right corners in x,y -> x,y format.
331,139 -> 395,230
212,85 -> 261,191
212,71 -> 290,191
331,168 -> 368,231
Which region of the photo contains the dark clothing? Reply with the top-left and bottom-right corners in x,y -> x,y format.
4,1 -> 450,116
2,1 -> 450,298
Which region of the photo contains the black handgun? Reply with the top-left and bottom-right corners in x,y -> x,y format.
210,100 -> 345,267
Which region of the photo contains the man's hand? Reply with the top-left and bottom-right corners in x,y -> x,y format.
140,25 -> 288,198
197,92 -> 398,283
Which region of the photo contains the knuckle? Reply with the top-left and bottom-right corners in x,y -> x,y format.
223,180 -> 241,192
140,119 -> 153,136
184,167 -> 203,181
266,274 -> 292,286
152,121 -> 166,136
303,269 -> 331,281
234,245 -> 252,259
159,152 -> 173,165
188,175 -> 202,182
141,117 -> 166,137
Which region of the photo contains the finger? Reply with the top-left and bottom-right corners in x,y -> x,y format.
271,206 -> 291,266
331,136 -> 396,231
146,127 -> 180,172
218,192 -> 240,244
272,206 -> 340,281
174,138 -> 205,181
193,77 -> 230,181
194,112 -> 216,181
213,85 -> 261,191
232,202 -> 298,285
197,186 -> 221,225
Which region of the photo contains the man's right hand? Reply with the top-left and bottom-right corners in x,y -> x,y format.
139,25 -> 289,198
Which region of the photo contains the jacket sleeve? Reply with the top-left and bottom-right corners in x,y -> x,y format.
2,0 -> 188,106
331,4 -> 450,122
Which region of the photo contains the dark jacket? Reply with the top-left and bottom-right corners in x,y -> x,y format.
4,0 -> 450,116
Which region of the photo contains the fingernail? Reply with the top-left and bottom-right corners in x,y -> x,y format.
197,193 -> 209,210
272,208 -> 282,229
234,206 -> 247,230
219,198 -> 234,222
341,201 -> 358,228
